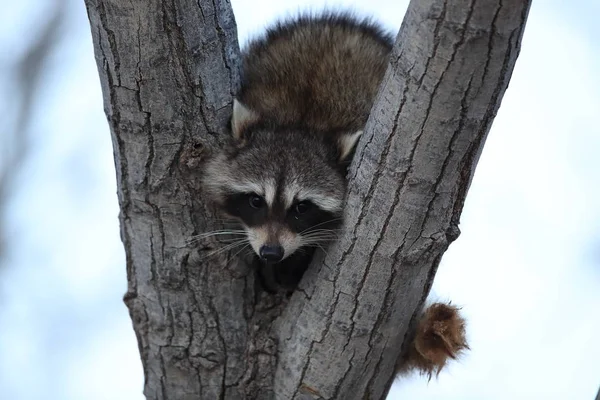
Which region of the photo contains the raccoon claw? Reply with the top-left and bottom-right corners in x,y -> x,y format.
399,302 -> 468,379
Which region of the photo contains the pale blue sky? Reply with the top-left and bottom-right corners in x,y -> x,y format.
0,1 -> 598,399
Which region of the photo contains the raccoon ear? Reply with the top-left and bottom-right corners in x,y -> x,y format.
231,99 -> 260,140
337,130 -> 363,161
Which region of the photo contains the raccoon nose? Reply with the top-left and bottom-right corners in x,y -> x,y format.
259,244 -> 284,263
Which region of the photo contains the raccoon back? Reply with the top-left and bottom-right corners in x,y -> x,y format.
239,13 -> 394,133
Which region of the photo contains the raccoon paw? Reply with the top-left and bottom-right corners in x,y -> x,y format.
398,302 -> 468,379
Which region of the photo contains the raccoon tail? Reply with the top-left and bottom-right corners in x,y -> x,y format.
396,302 -> 469,380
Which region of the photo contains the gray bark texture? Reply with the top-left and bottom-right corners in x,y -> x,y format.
84,0 -> 530,399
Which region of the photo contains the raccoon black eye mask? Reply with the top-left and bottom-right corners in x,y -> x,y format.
202,13 -> 392,290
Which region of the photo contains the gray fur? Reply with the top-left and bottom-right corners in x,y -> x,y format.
202,13 -> 392,267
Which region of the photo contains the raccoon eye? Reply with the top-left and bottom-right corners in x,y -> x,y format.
248,194 -> 264,209
294,201 -> 311,214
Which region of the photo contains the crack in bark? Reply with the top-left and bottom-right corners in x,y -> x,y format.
416,0 -> 447,89
97,1 -> 121,85
210,0 -> 236,97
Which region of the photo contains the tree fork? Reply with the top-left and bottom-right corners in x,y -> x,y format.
84,0 -> 531,399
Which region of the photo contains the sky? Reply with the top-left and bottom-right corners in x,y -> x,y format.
0,0 -> 599,399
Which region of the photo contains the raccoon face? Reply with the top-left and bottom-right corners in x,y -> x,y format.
221,188 -> 342,262
202,100 -> 362,263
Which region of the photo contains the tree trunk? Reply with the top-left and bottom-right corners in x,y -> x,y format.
84,0 -> 530,399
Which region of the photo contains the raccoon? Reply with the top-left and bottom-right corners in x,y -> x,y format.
202,13 -> 393,289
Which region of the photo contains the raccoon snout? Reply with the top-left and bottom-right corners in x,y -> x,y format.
259,244 -> 284,263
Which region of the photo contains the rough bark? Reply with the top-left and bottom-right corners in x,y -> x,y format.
84,0 -> 530,399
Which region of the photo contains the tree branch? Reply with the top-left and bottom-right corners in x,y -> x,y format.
273,0 -> 531,398
84,0 -> 255,398
84,0 -> 530,399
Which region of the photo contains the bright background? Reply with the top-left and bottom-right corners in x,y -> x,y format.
0,0 -> 598,399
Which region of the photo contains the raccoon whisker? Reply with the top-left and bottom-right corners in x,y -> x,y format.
187,236 -> 243,245
303,228 -> 340,234
243,249 -> 257,259
299,218 -> 344,234
242,248 -> 256,257
211,237 -> 250,244
230,243 -> 251,260
188,233 -> 247,241
302,242 -> 329,251
301,231 -> 341,239
299,237 -> 338,244
189,237 -> 248,246
301,237 -> 338,245
319,244 -> 330,256
309,243 -> 330,258
300,234 -> 339,242
301,232 -> 338,238
202,244 -> 249,261
199,239 -> 250,261
187,236 -> 235,245
299,240 -> 336,251
302,228 -> 343,235
189,230 -> 247,239
187,230 -> 247,244
208,240 -> 248,255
